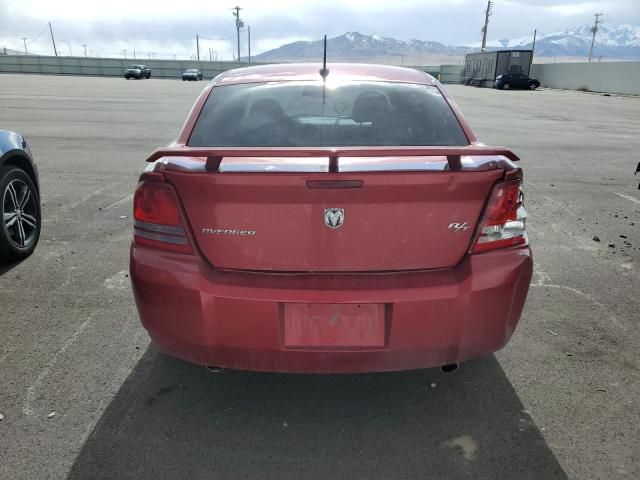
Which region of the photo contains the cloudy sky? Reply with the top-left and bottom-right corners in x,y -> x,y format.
1,0 -> 638,59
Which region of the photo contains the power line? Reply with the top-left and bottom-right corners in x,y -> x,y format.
480,0 -> 494,52
588,12 -> 604,63
199,35 -> 234,41
25,25 -> 49,46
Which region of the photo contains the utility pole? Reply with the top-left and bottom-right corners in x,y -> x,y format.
196,34 -> 200,61
21,37 -> 28,55
233,6 -> 243,62
530,29 -> 537,66
133,49 -> 136,59
588,12 -> 604,63
480,0 -> 494,52
123,49 -> 127,59
209,48 -> 212,61
83,44 -> 87,57
48,22 -> 58,56
248,26 -> 251,62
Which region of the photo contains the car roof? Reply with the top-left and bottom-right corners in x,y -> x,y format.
211,63 -> 436,86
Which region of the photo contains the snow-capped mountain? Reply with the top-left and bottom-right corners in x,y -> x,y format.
252,25 -> 640,62
251,32 -> 472,61
472,24 -> 640,58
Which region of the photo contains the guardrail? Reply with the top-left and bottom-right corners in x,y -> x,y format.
530,61 -> 640,96
0,55 -> 262,79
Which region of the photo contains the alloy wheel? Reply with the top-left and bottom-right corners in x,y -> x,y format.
3,178 -> 38,249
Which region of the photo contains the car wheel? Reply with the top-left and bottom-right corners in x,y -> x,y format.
0,166 -> 41,262
147,73 -> 151,79
529,83 -> 539,90
125,75 -> 130,80
503,83 -> 510,90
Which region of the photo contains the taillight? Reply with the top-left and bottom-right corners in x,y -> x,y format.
472,180 -> 527,253
133,179 -> 194,254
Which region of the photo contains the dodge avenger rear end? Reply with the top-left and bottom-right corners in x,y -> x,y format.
130,63 -> 532,373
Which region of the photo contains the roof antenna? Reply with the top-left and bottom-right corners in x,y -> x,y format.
319,34 -> 329,79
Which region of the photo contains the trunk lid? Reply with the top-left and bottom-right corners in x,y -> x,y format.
161,151 -> 511,272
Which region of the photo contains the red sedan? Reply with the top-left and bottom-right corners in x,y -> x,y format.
130,63 -> 532,373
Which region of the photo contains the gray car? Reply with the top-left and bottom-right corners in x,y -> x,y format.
0,130 -> 41,262
182,68 -> 203,81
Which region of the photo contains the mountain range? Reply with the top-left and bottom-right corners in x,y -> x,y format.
252,24 -> 640,62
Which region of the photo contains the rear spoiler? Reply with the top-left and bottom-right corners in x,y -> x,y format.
146,146 -> 519,172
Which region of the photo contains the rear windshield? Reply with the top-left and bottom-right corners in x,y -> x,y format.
188,81 -> 468,147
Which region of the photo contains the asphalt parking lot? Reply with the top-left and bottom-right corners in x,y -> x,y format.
0,73 -> 638,480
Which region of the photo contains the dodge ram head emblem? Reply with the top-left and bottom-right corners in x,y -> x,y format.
324,208 -> 345,229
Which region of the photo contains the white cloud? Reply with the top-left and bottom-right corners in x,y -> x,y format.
0,0 -> 638,59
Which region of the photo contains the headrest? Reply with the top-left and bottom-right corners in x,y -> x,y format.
352,91 -> 391,123
248,98 -> 285,120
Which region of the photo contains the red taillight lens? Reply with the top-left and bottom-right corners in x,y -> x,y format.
134,181 -> 182,226
133,180 -> 194,254
472,180 -> 527,253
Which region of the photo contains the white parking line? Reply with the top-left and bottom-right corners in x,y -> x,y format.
543,195 -> 579,217
613,192 -> 640,205
22,314 -> 94,416
104,194 -> 134,210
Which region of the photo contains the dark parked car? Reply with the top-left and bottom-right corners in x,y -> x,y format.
0,130 -> 41,262
182,68 -> 203,81
124,65 -> 151,80
494,73 -> 540,90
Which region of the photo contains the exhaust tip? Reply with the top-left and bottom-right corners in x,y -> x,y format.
205,365 -> 224,373
440,363 -> 459,374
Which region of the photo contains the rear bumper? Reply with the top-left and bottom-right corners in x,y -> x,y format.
130,246 -> 532,373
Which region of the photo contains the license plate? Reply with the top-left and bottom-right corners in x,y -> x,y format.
283,303 -> 385,348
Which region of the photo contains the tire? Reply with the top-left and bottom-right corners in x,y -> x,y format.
0,166 -> 41,262
147,72 -> 151,79
529,82 -> 539,90
125,75 -> 130,80
503,83 -> 510,90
